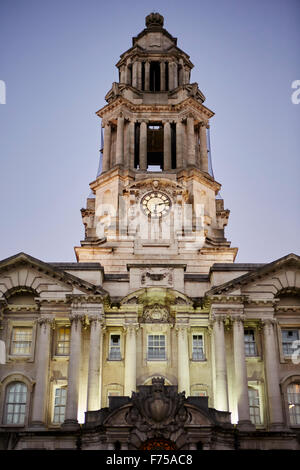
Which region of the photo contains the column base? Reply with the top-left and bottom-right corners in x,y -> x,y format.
236,420 -> 256,432
61,419 -> 80,431
28,421 -> 47,431
269,422 -> 286,431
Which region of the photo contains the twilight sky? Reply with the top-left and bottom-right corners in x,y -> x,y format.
0,0 -> 299,264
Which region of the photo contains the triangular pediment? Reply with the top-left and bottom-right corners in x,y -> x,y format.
206,253 -> 300,299
0,252 -> 107,301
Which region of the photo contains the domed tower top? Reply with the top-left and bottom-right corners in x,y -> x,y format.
145,12 -> 164,28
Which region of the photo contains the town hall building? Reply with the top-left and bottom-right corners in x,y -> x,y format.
0,13 -> 299,450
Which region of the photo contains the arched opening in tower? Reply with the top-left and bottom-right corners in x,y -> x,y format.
150,62 -> 161,91
147,124 -> 163,170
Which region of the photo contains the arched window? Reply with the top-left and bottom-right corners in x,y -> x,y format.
5,382 -> 27,425
287,383 -> 300,425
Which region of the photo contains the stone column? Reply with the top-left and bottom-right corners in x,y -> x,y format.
137,61 -> 142,90
145,61 -> 150,91
183,66 -> 190,85
87,311 -> 104,411
102,123 -> 111,172
124,325 -> 138,397
139,121 -> 148,170
177,325 -> 190,396
263,319 -> 284,429
30,316 -> 53,428
116,114 -> 124,165
120,65 -> 126,83
163,121 -> 171,170
213,315 -> 229,412
132,61 -> 138,88
232,316 -> 253,429
199,123 -> 208,172
168,62 -> 174,90
160,61 -> 166,91
187,116 -> 196,166
173,62 -> 178,89
62,312 -> 83,429
176,120 -> 183,168
178,62 -> 184,86
128,120 -> 135,169
125,62 -> 131,85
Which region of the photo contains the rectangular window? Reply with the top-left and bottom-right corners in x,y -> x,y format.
248,388 -> 261,425
53,388 -> 67,424
56,326 -> 70,356
192,335 -> 204,361
244,329 -> 257,357
147,335 -> 166,360
109,334 -> 121,360
282,330 -> 299,356
11,327 -> 32,355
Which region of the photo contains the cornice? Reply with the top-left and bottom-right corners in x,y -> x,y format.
96,95 -> 214,120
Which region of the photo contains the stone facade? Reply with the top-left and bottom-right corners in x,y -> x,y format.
0,13 -> 299,450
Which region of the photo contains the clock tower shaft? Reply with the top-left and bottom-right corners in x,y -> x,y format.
75,13 -> 237,275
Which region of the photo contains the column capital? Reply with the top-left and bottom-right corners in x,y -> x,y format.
124,323 -> 139,335
87,313 -> 105,326
175,323 -> 189,332
37,316 -> 55,330
262,318 -> 277,331
210,313 -> 226,324
231,314 -> 246,324
69,312 -> 85,324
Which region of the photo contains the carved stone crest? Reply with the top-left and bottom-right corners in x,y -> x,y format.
125,378 -> 190,437
142,304 -> 170,323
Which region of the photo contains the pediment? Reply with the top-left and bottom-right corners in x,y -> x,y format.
0,252 -> 107,302
207,253 -> 300,301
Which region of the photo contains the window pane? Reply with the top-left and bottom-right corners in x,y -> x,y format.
244,329 -> 257,356
56,327 -> 70,355
5,382 -> 27,425
288,384 -> 300,425
192,335 -> 204,360
11,327 -> 32,355
109,335 -> 121,360
148,335 -> 166,360
282,330 -> 299,356
53,388 -> 67,424
248,388 -> 261,425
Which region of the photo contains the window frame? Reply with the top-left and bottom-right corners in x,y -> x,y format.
0,374 -> 33,428
52,385 -> 67,425
281,375 -> 300,428
10,326 -> 33,357
6,320 -> 37,363
247,381 -> 264,428
108,333 -> 122,361
191,333 -> 205,361
147,334 -> 166,361
4,382 -> 28,425
281,328 -> 300,358
53,323 -> 71,358
244,328 -> 258,357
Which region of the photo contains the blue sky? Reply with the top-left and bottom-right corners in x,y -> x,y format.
0,0 -> 299,263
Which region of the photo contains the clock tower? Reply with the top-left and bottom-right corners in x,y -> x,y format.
75,12 -> 237,274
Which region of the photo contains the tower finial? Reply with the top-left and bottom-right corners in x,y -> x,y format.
145,12 -> 164,28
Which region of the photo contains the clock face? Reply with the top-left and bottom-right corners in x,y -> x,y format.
141,191 -> 171,217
